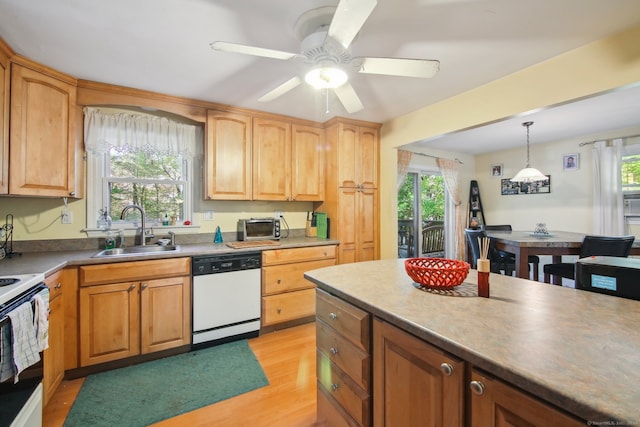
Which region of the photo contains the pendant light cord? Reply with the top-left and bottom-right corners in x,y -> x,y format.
523,121 -> 533,167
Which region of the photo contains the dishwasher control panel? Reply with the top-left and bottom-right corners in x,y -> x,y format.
192,252 -> 262,275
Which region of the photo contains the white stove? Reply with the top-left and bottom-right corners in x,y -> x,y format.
0,273 -> 46,306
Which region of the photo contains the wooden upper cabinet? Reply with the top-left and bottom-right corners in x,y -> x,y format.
205,110 -> 252,200
291,124 -> 325,201
335,122 -> 379,189
9,62 -> 78,197
252,117 -> 291,201
0,41 -> 9,195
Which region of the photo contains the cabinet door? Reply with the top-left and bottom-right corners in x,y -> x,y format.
140,276 -> 191,354
337,123 -> 358,188
262,259 -> 335,295
9,63 -> 77,197
43,293 -> 64,406
373,319 -> 465,427
337,186 -> 358,264
262,288 -> 315,326
205,110 -> 252,200
291,124 -> 325,201
79,282 -> 140,366
0,43 -> 9,194
358,127 -> 378,189
470,369 -> 584,427
357,187 -> 378,262
252,117 -> 291,200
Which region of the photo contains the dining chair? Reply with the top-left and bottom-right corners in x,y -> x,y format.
465,228 -> 515,275
484,224 -> 541,280
543,235 -> 635,284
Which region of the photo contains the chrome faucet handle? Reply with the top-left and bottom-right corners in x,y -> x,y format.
118,229 -> 125,248
168,231 -> 176,246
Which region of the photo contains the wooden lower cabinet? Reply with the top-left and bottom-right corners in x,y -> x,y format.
373,319 -> 465,427
43,270 -> 65,405
469,369 -> 584,427
262,245 -> 336,328
316,289 -> 371,426
79,258 -> 190,367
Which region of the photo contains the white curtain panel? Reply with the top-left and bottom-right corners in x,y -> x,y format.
437,158 -> 465,260
83,107 -> 201,158
592,139 -> 624,235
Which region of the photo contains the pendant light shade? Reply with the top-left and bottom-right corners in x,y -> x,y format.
511,121 -> 548,183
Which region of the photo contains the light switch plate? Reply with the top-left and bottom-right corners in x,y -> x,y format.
204,210 -> 215,221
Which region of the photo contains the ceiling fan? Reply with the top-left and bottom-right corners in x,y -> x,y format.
210,0 -> 440,114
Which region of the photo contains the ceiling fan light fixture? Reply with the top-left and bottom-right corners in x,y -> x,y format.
511,121 -> 549,183
305,66 -> 348,89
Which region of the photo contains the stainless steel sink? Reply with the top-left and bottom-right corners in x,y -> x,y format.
92,245 -> 180,258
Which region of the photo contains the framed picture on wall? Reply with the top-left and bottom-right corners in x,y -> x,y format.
563,154 -> 579,171
491,163 -> 503,177
501,176 -> 551,195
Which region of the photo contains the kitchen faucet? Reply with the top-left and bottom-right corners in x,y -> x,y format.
120,204 -> 148,246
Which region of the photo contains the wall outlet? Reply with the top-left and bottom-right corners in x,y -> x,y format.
61,210 -> 73,224
203,210 -> 215,221
274,211 -> 283,218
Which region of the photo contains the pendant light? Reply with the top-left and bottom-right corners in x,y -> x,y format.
510,121 -> 548,183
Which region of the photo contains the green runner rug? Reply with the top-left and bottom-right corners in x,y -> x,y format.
64,340 -> 268,427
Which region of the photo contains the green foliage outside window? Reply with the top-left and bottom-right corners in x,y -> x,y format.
109,149 -> 184,222
398,173 -> 445,222
622,154 -> 640,192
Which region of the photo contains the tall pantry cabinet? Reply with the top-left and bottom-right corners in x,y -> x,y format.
0,39 -> 10,194
321,118 -> 380,264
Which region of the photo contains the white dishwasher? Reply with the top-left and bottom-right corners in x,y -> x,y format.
191,252 -> 262,349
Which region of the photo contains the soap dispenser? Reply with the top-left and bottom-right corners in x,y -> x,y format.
214,226 -> 223,243
105,231 -> 116,249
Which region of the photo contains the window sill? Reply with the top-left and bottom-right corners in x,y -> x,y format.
83,224 -> 200,238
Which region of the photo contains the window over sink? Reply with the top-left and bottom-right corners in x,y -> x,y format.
84,107 -> 203,232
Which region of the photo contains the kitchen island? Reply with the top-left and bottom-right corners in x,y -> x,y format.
305,259 -> 640,425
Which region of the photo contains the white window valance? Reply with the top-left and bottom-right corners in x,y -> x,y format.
83,107 -> 202,158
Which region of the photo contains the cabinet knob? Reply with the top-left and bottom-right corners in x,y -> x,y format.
277,308 -> 282,314
69,191 -> 76,197
141,283 -> 148,290
54,283 -> 62,290
277,279 -> 282,284
128,284 -> 136,292
330,347 -> 339,355
330,383 -> 340,392
329,312 -> 338,320
440,362 -> 453,376
470,380 -> 485,395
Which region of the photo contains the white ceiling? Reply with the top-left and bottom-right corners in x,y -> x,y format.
1,0 -> 639,152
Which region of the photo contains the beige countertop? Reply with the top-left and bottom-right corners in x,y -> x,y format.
0,237 -> 339,277
304,259 -> 640,424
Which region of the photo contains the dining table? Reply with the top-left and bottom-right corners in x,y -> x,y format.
484,230 -> 640,283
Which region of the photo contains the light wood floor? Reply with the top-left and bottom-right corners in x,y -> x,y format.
43,323 -> 318,427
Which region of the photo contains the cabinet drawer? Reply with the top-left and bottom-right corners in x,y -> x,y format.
45,269 -> 63,301
317,385 -> 360,427
263,245 -> 336,265
263,259 -> 335,295
316,289 -> 370,352
262,288 -> 315,326
317,351 -> 370,426
80,257 -> 190,286
317,320 -> 370,391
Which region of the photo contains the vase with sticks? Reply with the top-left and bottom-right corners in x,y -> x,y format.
477,237 -> 490,298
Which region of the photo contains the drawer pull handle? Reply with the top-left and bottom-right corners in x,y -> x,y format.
330,347 -> 339,355
440,362 -> 453,376
329,312 -> 338,320
330,383 -> 340,392
470,380 -> 485,395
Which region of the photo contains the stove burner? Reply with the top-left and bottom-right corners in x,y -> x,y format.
0,278 -> 19,287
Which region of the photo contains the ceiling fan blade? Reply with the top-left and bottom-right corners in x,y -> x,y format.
258,77 -> 302,102
211,41 -> 299,61
328,0 -> 377,49
334,82 -> 364,113
355,57 -> 440,78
